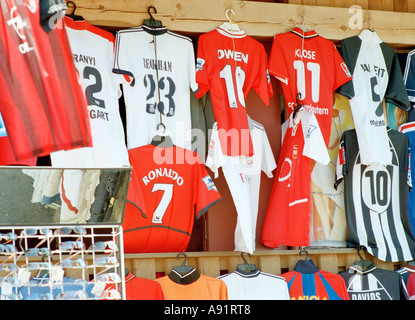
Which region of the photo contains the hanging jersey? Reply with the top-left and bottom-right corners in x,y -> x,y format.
339,265 -> 407,300
407,272 -> 415,299
113,25 -> 197,151
206,119 -> 276,254
398,121 -> 415,233
403,49 -> 415,104
50,17 -> 128,168
268,27 -> 352,147
396,265 -> 415,299
218,269 -> 290,300
337,30 -> 410,165
262,107 -> 329,248
196,26 -> 273,157
123,144 -> 221,253
281,260 -> 349,300
0,0 -> 91,162
335,128 -> 415,262
155,274 -> 228,300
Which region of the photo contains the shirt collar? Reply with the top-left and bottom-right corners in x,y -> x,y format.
290,27 -> 318,39
358,29 -> 382,44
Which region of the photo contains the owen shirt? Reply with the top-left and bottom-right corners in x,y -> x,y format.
268,27 -> 352,148
335,128 -> 415,262
123,144 -> 221,253
196,26 -> 273,157
337,30 -> 410,165
113,25 -> 197,151
50,16 -> 129,168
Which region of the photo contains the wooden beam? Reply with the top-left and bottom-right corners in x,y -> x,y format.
69,0 -> 415,47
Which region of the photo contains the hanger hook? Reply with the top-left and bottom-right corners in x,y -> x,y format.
299,246 -> 309,260
148,6 -> 157,20
241,252 -> 251,265
225,8 -> 235,24
298,13 -> 306,27
177,251 -> 188,267
357,245 -> 367,261
67,1 -> 77,15
157,122 -> 166,133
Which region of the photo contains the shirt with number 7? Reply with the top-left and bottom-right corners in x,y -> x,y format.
123,144 -> 222,253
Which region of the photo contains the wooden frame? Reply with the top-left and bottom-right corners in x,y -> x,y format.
124,249 -> 405,279
66,0 -> 415,278
70,0 -> 415,47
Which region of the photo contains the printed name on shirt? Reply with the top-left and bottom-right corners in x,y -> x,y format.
73,54 -> 96,65
142,168 -> 184,186
295,49 -> 316,60
351,292 -> 382,300
360,64 -> 386,77
217,49 -> 248,64
143,58 -> 172,72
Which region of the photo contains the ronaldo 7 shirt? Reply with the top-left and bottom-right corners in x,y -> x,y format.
123,144 -> 221,253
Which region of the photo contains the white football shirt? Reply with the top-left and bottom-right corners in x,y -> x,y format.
337,30 -> 410,165
50,17 -> 129,168
218,269 -> 290,300
206,119 -> 276,254
113,25 -> 198,151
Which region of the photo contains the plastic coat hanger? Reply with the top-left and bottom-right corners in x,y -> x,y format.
65,1 -> 84,21
236,252 -> 257,273
220,9 -> 240,32
143,6 -> 163,28
172,252 -> 194,276
151,122 -> 173,147
354,246 -> 374,270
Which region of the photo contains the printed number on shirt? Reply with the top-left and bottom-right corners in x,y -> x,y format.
151,183 -> 174,224
144,74 -> 176,117
361,165 -> 391,213
294,61 -> 320,103
220,64 -> 246,108
83,66 -> 106,108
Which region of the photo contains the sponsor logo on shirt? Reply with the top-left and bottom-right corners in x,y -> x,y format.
202,175 -> 217,192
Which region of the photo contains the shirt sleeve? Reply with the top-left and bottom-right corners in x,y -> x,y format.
112,31 -> 135,86
268,34 -> 289,85
194,161 -> 222,218
381,43 -> 411,111
205,122 -> 224,178
261,128 -> 277,178
195,34 -> 210,99
332,43 -> 353,92
251,43 -> 273,106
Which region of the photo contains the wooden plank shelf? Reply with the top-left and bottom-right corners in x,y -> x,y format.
69,0 -> 415,48
124,249 -> 406,280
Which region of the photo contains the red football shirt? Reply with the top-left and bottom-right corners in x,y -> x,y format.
269,27 -> 352,147
0,0 -> 91,162
196,26 -> 273,157
123,144 -> 221,253
262,108 -> 329,247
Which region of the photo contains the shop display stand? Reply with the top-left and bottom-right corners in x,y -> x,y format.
0,225 -> 125,300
